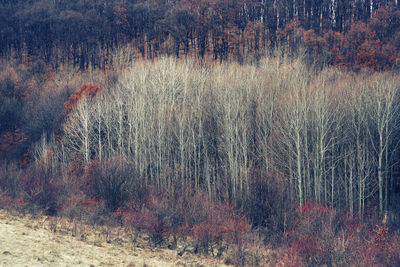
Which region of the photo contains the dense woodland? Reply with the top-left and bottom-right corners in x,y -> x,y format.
1,0 -> 400,69
1,1 -> 400,266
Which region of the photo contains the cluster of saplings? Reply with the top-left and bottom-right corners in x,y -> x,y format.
1,53 -> 400,266
61,56 -> 400,218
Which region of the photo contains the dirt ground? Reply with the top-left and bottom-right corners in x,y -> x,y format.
0,209 -> 229,267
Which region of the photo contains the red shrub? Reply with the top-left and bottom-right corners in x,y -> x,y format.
63,83 -> 100,116
120,207 -> 170,246
117,190 -> 179,246
122,210 -> 151,231
285,200 -> 336,265
113,190 -> 251,253
188,195 -> 251,256
277,247 -> 305,267
192,220 -> 220,254
62,190 -> 104,222
290,234 -> 325,263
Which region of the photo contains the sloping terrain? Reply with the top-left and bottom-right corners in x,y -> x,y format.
0,210 -> 228,267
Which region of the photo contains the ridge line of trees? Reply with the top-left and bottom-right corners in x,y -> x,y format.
1,0 -> 399,69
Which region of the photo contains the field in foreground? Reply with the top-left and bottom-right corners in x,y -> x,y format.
0,209 -> 228,267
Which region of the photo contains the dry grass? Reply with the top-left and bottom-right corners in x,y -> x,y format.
0,209 -> 229,267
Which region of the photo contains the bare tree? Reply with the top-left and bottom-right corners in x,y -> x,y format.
272,59 -> 311,206
364,73 -> 400,215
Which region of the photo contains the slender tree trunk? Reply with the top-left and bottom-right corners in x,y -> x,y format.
297,130 -> 303,206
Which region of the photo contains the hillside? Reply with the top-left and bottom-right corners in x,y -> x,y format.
2,54 -> 400,266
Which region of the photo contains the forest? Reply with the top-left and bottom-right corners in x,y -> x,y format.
1,1 -> 400,266
1,0 -> 400,69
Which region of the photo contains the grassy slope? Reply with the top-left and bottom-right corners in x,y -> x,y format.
0,209 -> 229,267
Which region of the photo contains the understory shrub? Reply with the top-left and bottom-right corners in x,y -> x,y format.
0,162 -> 23,199
112,190 -> 252,255
84,157 -> 141,212
281,200 -> 400,266
284,200 -> 337,266
20,149 -> 65,215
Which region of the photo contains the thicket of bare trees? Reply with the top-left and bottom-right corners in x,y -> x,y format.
43,56 -> 399,219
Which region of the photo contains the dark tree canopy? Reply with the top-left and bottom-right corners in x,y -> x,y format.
0,0 -> 399,69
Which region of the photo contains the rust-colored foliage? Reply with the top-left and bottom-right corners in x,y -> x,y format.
277,248 -> 305,267
345,22 -> 377,52
300,4 -> 400,70
342,5 -> 399,70
303,30 -> 326,54
282,18 -> 304,44
189,196 -> 250,255
322,30 -> 345,67
284,18 -> 303,34
370,224 -> 389,248
356,39 -> 397,70
66,157 -> 86,178
63,84 -> 101,116
284,200 -> 336,265
18,152 -> 32,168
63,191 -> 103,219
77,160 -> 100,195
369,4 -> 400,43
